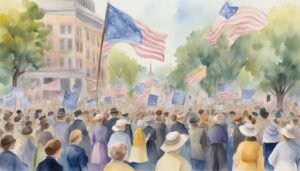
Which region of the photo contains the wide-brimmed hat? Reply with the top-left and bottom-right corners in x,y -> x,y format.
93,113 -> 105,121
280,124 -> 297,139
239,123 -> 258,137
161,131 -> 188,152
263,124 -> 279,143
110,108 -> 119,115
213,114 -> 225,124
122,112 -> 129,117
112,119 -> 128,131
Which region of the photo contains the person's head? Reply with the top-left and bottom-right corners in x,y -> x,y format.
161,131 -> 189,153
4,122 -> 14,133
108,142 -> 128,161
138,112 -> 145,120
25,121 -> 32,127
233,115 -> 243,123
94,113 -> 107,124
163,112 -> 169,117
45,139 -> 62,160
22,126 -> 33,136
40,122 -> 50,131
110,107 -> 119,117
1,135 -> 16,151
112,119 -> 127,132
280,124 -> 297,141
14,116 -> 21,123
239,121 -> 257,140
292,118 -> 299,125
198,109 -> 205,116
189,117 -> 200,127
259,108 -> 269,119
69,129 -> 83,144
155,110 -> 162,117
213,113 -> 225,125
57,108 -> 66,120
16,110 -> 23,116
171,114 -> 177,122
74,110 -> 85,119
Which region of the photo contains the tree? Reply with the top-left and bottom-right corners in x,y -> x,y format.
107,49 -> 139,89
0,0 -> 48,87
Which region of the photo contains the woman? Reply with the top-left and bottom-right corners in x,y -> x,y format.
269,124 -> 300,171
262,123 -> 279,171
61,129 -> 89,171
233,118 -> 264,171
89,113 -> 110,171
104,142 -> 134,171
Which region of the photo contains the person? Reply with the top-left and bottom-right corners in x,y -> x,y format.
269,124 -> 300,171
61,129 -> 89,171
4,122 -> 14,135
19,126 -> 36,171
232,115 -> 245,154
156,131 -> 191,171
105,108 -> 120,139
121,112 -> 133,144
206,113 -> 228,171
256,108 -> 270,144
233,119 -> 264,171
68,110 -> 92,160
104,142 -> 134,171
170,114 -> 189,134
36,139 -> 63,171
53,108 -> 69,148
263,123 -> 279,171
0,135 -> 28,171
108,119 -> 132,156
89,113 -> 110,171
153,114 -> 166,159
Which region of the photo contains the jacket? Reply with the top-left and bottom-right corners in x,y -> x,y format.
36,156 -> 63,171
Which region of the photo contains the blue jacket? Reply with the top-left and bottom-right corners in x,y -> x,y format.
36,156 -> 63,171
105,117 -> 119,139
0,150 -> 28,171
60,144 -> 89,171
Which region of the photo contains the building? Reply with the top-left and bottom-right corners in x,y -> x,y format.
28,0 -> 107,98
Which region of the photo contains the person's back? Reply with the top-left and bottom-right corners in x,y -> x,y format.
0,150 -> 28,171
37,156 -> 63,171
156,152 -> 191,171
65,144 -> 88,170
104,160 -> 134,171
189,126 -> 206,160
53,121 -> 68,147
256,118 -> 270,144
105,118 -> 119,139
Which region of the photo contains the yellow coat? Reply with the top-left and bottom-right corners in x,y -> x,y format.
233,140 -> 264,171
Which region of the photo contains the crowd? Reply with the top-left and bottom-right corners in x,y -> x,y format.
0,105 -> 299,171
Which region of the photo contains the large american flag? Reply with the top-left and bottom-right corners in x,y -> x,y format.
204,2 -> 267,47
102,4 -> 167,61
218,83 -> 238,100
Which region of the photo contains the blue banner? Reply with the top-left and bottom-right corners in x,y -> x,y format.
104,96 -> 112,104
172,92 -> 186,105
72,84 -> 81,95
242,89 -> 255,99
148,94 -> 158,107
63,91 -> 79,110
134,83 -> 145,96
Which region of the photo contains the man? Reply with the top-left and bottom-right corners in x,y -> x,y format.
122,112 -> 133,144
170,114 -> 189,135
143,118 -> 158,170
53,108 -> 69,148
256,108 -> 271,144
105,108 -> 120,139
67,110 -> 92,159
36,139 -> 63,171
153,115 -> 167,159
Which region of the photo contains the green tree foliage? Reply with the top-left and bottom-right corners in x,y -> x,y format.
108,49 -> 139,89
0,0 -> 48,87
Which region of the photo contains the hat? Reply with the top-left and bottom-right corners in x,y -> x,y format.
69,129 -> 82,143
233,115 -> 243,122
161,131 -> 189,152
94,113 -> 105,121
213,114 -> 225,125
189,116 -> 200,124
74,110 -> 83,117
110,108 -> 119,115
36,109 -> 42,113
239,123 -> 258,137
122,112 -> 129,117
22,126 -> 33,135
112,119 -> 127,131
16,110 -> 22,115
263,124 -> 279,143
280,124 -> 297,139
39,116 -> 46,121
58,108 -> 66,116
47,111 -> 54,116
259,108 -> 269,118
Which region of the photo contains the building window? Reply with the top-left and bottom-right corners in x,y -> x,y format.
47,39 -> 53,48
86,68 -> 90,77
80,59 -> 82,68
80,42 -> 83,52
47,25 -> 53,33
87,50 -> 90,60
86,31 -> 89,41
60,57 -> 64,67
68,58 -> 72,68
76,41 -> 79,52
92,51 -> 95,62
59,38 -> 65,50
67,25 -> 72,34
47,58 -> 51,67
68,39 -> 72,50
60,25 -> 66,34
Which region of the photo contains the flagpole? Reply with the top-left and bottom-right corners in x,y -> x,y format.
96,1 -> 110,110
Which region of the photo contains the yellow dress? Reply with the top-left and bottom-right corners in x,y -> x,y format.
128,128 -> 148,163
233,140 -> 264,171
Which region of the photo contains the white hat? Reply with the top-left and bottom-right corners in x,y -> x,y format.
112,119 -> 128,131
213,114 -> 225,125
160,131 -> 189,152
239,123 -> 258,137
263,124 -> 280,143
280,124 -> 297,139
93,113 -> 105,121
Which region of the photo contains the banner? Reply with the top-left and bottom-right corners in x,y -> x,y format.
63,91 -> 79,110
104,96 -> 112,104
134,83 -> 145,95
172,92 -> 186,105
72,83 -> 81,95
147,94 -> 158,107
242,89 -> 255,99
43,79 -> 61,91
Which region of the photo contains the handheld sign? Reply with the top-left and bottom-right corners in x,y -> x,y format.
172,92 -> 186,105
104,96 -> 113,104
63,91 -> 79,110
147,94 -> 158,107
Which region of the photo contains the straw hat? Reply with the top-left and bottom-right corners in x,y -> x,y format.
69,129 -> 82,143
112,119 -> 128,131
280,124 -> 297,139
93,113 -> 105,121
161,131 -> 188,152
263,124 -> 279,143
213,114 -> 225,125
239,123 -> 258,137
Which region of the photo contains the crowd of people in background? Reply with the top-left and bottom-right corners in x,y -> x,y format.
0,105 -> 299,171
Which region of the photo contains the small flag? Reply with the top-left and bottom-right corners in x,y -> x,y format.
242,89 -> 255,99
111,85 -> 127,96
147,94 -> 158,107
204,2 -> 267,47
186,67 -> 206,85
218,83 -> 238,100
172,92 -> 186,105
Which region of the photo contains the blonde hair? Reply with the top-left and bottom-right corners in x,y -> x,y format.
108,142 -> 128,161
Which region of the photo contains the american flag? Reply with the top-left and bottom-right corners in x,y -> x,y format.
218,83 -> 238,100
136,78 -> 153,104
186,67 -> 206,85
204,2 -> 267,47
111,85 -> 127,96
102,4 -> 167,61
42,79 -> 61,91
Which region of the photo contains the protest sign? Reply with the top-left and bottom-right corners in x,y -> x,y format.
63,91 -> 79,110
147,94 -> 158,107
172,92 -> 186,105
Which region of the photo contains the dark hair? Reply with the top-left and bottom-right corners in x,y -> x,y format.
229,111 -> 236,115
171,115 -> 177,122
155,110 -> 162,116
1,135 -> 16,150
14,116 -> 21,123
163,112 -> 169,117
22,126 -> 33,135
45,139 -> 61,155
198,109 -> 205,115
4,122 -> 14,132
25,121 -> 32,127
259,108 -> 269,119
